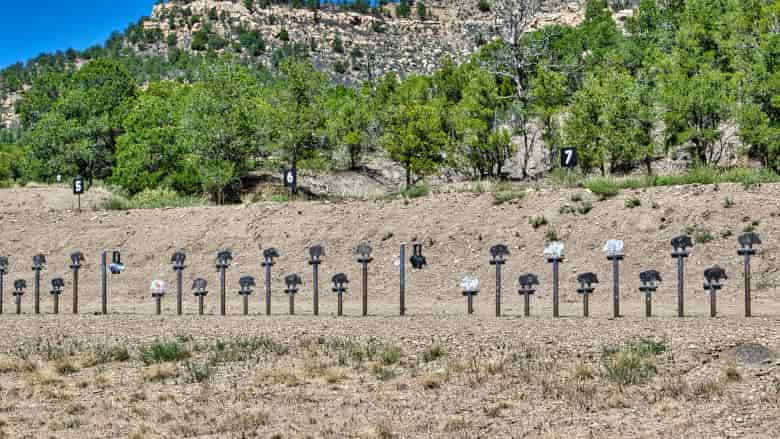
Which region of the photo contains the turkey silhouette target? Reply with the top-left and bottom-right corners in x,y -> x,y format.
639,270 -> 662,317
238,276 -> 256,315
576,272 -> 598,317
518,273 -> 539,317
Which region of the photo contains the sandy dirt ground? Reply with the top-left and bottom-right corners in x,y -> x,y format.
0,183 -> 779,438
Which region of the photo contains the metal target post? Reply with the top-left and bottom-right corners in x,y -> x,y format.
0,256 -> 7,315
309,245 -> 324,316
192,278 -> 208,315
518,274 -> 539,317
50,278 -> 64,314
262,248 -> 279,315
13,280 -> 25,314
69,252 -> 83,314
150,280 -> 166,315
405,242 -> 427,316
102,250 -> 125,315
32,254 -> 46,315
399,244 -> 406,316
671,235 -> 693,317
604,240 -> 624,318
737,232 -> 760,317
332,273 -> 348,317
238,276 -> 255,316
639,270 -> 662,318
576,273 -> 598,318
356,243 -> 373,317
489,244 -> 509,317
216,251 -> 232,316
460,276 -> 479,315
284,274 -> 302,315
171,251 -> 186,315
544,242 -> 565,318
703,266 -> 727,318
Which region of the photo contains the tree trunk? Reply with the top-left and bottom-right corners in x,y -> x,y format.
405,160 -> 411,189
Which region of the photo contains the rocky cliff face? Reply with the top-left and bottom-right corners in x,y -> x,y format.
0,92 -> 20,129
141,0 -> 587,82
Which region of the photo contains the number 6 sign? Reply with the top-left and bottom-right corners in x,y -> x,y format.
283,168 -> 297,195
561,147 -> 577,168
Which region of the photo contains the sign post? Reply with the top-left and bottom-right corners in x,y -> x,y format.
73,176 -> 84,213
561,147 -> 577,186
283,168 -> 297,196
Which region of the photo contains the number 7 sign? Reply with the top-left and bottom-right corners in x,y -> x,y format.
561,147 -> 577,168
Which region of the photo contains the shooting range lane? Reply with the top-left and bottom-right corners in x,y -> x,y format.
0,182 -> 778,317
0,313 -> 778,437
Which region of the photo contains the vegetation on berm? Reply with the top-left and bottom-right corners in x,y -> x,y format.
0,0 -> 778,202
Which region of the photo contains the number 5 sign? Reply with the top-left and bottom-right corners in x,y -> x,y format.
561,147 -> 577,168
73,176 -> 85,213
73,176 -> 85,194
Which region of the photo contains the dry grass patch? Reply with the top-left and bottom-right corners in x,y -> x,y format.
143,363 -> 178,382
37,386 -> 73,401
442,415 -> 470,432
255,367 -> 301,386
724,363 -> 741,382
657,375 -> 691,400
54,357 -> 79,375
323,367 -> 346,384
483,401 -> 511,418
79,345 -> 130,368
216,408 -> 269,433
691,378 -> 725,398
25,367 -> 63,386
0,356 -> 37,373
421,373 -> 441,389
65,402 -> 86,415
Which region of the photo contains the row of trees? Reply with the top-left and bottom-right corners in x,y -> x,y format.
2,0 -> 779,198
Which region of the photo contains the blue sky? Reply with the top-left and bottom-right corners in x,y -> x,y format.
0,1 -> 157,69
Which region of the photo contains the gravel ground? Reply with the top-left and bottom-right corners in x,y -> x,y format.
0,315 -> 779,438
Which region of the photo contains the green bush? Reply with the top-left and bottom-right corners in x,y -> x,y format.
477,0 -> 490,12
577,201 -> 593,215
185,360 -> 212,383
493,189 -> 525,205
100,188 -> 205,210
100,194 -> 133,210
601,339 -> 666,386
685,224 -> 713,244
625,196 -> 641,208
422,341 -> 445,363
400,183 -> 429,198
529,216 -> 547,229
131,188 -> 205,209
374,365 -> 398,381
141,340 -> 190,365
381,345 -> 402,365
584,178 -> 619,200
545,227 -> 559,242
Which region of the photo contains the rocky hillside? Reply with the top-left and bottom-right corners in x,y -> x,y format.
139,0 -> 587,83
